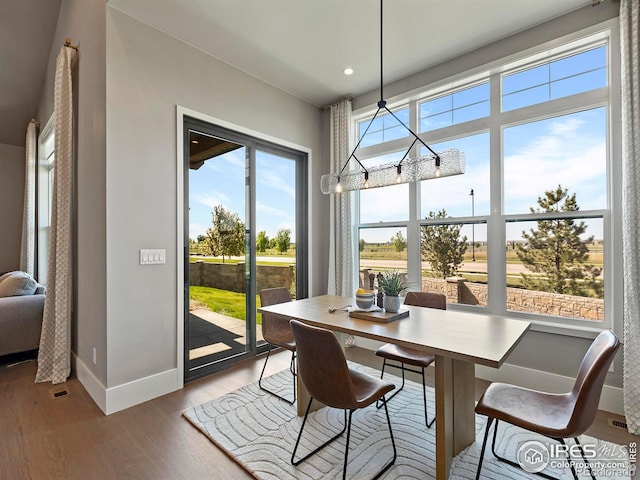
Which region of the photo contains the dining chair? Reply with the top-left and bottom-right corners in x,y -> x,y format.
289,319 -> 397,480
375,291 -> 446,428
258,287 -> 296,404
475,329 -> 620,480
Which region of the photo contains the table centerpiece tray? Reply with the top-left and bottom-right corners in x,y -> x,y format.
348,308 -> 409,323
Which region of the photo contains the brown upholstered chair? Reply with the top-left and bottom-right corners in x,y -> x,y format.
375,291 -> 446,427
258,288 -> 296,404
290,319 -> 397,480
475,329 -> 620,480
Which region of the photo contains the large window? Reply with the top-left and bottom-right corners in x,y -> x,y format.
353,26 -> 617,329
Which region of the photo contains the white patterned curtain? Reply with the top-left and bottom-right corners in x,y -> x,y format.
327,99 -> 354,296
621,0 -> 640,436
19,120 -> 38,276
36,45 -> 77,384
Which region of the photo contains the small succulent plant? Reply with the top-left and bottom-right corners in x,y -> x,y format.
377,271 -> 409,296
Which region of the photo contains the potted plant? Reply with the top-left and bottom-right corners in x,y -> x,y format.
377,271 -> 409,313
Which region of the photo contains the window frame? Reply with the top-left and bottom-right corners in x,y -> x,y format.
351,20 -> 621,337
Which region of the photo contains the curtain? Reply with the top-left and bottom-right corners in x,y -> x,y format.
36,45 -> 77,384
19,120 -> 38,276
327,99 -> 354,297
621,0 -> 640,435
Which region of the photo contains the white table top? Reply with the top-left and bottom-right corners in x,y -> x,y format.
259,294 -> 530,368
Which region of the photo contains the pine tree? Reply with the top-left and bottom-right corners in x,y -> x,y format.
421,209 -> 467,279
516,185 -> 602,297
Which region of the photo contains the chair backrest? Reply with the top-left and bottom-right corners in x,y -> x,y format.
567,330 -> 620,436
259,287 -> 292,342
404,291 -> 446,310
290,320 -> 356,409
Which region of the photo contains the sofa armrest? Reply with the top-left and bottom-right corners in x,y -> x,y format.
0,294 -> 45,356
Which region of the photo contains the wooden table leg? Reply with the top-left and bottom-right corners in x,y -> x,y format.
435,356 -> 475,480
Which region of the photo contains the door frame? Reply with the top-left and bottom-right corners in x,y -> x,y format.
176,106 -> 311,386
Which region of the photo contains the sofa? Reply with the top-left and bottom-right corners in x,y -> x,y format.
0,271 -> 46,357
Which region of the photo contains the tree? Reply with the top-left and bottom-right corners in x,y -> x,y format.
256,231 -> 270,253
275,229 -> 291,254
421,209 -> 467,279
516,185 -> 602,297
359,238 -> 366,252
391,231 -> 407,258
204,205 -> 245,262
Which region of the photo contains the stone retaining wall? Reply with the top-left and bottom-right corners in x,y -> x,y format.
189,260 -> 294,294
421,277 -> 603,321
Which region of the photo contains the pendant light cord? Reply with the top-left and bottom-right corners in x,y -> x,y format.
380,0 -> 384,105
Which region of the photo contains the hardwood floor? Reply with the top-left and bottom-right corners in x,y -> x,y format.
1,347 -> 636,479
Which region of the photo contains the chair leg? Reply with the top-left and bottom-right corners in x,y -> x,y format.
420,367 -> 435,428
292,397 -> 396,480
343,399 -> 397,480
574,437 -> 596,480
475,416 -> 494,480
258,345 -> 295,405
376,360 -> 406,409
485,419 -> 576,480
291,397 -> 348,466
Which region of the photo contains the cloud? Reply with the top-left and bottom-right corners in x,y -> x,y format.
189,223 -> 209,239
193,193 -> 231,210
256,200 -> 290,218
257,168 -> 295,199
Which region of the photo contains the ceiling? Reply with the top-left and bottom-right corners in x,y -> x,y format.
0,0 -> 62,146
0,0 -> 599,147
107,0 -> 596,107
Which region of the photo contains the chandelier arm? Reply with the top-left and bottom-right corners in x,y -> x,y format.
383,105 -> 441,162
339,105 -> 385,176
399,137 -> 419,166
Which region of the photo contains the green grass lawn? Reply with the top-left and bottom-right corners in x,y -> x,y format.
189,286 -> 262,324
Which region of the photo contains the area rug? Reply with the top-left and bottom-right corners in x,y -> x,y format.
183,364 -> 633,479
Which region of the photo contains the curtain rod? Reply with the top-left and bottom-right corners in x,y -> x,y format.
320,96 -> 353,111
64,37 -> 78,50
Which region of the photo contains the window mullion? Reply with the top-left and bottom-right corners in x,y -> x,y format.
488,72 -> 506,314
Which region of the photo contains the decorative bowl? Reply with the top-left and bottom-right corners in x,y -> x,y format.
355,290 -> 375,309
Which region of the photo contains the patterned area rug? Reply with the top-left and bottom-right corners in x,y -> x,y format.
183,364 -> 632,479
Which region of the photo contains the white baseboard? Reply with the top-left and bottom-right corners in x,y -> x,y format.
74,354 -> 181,415
74,353 -> 107,413
353,337 -> 624,416
104,368 -> 181,415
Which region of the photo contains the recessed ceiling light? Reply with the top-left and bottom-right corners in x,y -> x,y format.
191,139 -> 199,144
343,67 -> 354,76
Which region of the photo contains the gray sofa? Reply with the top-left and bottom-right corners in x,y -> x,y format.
0,271 -> 46,357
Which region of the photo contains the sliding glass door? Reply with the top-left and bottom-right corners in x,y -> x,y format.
184,117 -> 307,381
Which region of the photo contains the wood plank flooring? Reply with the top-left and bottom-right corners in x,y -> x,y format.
0,347 -> 636,479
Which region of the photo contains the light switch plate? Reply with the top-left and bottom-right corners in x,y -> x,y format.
140,249 -> 166,265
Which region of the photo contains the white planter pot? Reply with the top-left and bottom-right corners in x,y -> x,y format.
384,295 -> 401,313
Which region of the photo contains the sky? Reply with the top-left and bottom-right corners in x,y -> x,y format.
189,45 -> 607,248
189,148 -> 296,243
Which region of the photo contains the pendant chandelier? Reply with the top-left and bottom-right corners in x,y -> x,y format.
321,0 -> 466,195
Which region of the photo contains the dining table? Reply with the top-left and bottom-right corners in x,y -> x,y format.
258,294 -> 530,480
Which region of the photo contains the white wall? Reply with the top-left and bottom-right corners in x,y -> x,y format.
0,143 -> 26,273
105,8 -> 326,410
36,0 -> 108,390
